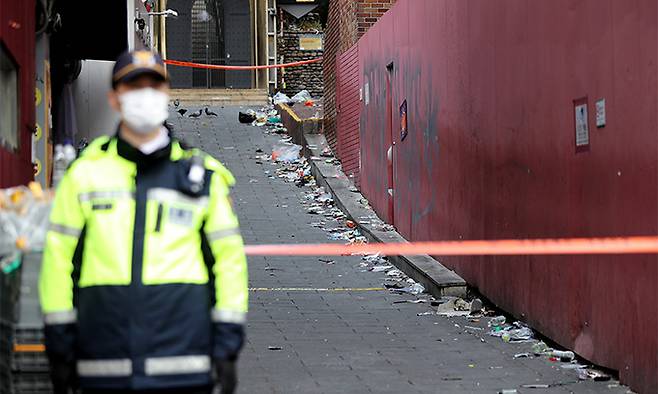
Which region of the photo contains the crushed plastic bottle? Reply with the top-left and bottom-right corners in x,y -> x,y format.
488,316 -> 506,328
502,326 -> 534,342
52,145 -> 66,187
531,341 -> 552,355
550,350 -> 575,361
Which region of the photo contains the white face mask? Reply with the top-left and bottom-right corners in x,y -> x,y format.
118,88 -> 169,134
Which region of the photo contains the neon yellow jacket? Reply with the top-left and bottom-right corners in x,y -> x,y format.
39,133 -> 248,389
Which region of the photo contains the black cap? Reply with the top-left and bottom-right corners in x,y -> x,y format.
112,50 -> 168,88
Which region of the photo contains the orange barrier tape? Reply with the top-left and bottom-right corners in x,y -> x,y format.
14,343 -> 45,352
244,236 -> 658,256
164,57 -> 322,71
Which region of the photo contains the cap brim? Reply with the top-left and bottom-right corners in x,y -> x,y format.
113,66 -> 168,87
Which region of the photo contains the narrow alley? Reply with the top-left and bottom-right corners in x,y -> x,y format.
169,106 -> 629,394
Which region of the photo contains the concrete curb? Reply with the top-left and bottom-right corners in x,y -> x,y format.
300,132 -> 467,298
278,104 -> 323,138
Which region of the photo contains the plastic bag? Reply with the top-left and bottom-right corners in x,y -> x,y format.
239,111 -> 256,123
0,183 -> 53,256
254,112 -> 267,127
272,92 -> 292,105
271,143 -> 302,163
291,90 -> 312,103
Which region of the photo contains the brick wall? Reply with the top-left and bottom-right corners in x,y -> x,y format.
356,0 -> 396,34
323,0 -> 395,154
277,11 -> 324,98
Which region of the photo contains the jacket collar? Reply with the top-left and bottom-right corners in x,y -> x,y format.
114,124 -> 172,167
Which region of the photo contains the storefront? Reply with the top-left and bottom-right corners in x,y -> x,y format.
0,1 -> 36,188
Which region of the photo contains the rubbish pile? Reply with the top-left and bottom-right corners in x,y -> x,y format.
238,104 -> 288,135
423,296 -> 613,382
243,100 -> 617,389
354,252 -> 426,296
0,183 -> 53,273
272,90 -> 316,107
246,105 -> 426,296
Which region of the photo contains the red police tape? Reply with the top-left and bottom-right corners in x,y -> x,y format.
164,57 -> 322,71
243,236 -> 658,256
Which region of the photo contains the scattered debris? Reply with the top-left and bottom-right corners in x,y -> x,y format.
272,143 -> 302,163
513,353 -> 533,359
549,350 -> 575,362
392,283 -> 425,295
520,384 -> 550,389
531,341 -> 551,355
291,89 -> 312,103
501,325 -> 534,343
268,346 -> 282,351
437,297 -> 472,317
560,363 -> 589,370
239,110 -> 256,123
469,298 -> 483,314
577,368 -> 610,381
488,316 -> 507,328
272,92 -> 291,105
392,299 -> 427,305
370,265 -> 393,273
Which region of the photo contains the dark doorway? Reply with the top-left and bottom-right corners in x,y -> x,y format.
166,0 -> 253,89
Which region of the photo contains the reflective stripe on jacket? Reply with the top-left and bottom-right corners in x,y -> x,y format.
39,134 -> 248,390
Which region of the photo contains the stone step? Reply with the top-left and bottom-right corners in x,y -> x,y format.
170,89 -> 268,105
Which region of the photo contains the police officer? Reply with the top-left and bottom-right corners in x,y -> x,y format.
39,50 -> 248,394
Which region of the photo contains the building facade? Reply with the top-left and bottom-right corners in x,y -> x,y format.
322,0 -> 396,154
0,1 -> 36,188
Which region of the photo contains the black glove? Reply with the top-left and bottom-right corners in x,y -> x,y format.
50,360 -> 76,394
215,360 -> 238,394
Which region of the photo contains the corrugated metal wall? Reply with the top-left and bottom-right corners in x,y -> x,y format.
352,1 -> 658,392
336,44 -> 361,186
0,0 -> 35,188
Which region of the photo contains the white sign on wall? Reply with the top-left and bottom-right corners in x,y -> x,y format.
575,103 -> 589,147
596,99 -> 606,128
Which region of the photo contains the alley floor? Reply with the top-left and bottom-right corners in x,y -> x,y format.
169,106 -> 630,394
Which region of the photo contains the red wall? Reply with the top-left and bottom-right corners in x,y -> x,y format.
355,1 -> 658,392
0,0 -> 35,188
336,44 -> 362,186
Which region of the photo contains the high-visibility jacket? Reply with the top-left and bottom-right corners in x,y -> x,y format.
39,133 -> 248,390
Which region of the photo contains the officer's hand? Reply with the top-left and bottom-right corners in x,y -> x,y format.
215,360 -> 238,394
50,360 -> 76,394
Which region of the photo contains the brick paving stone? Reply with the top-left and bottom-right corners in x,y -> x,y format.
169,106 -> 632,393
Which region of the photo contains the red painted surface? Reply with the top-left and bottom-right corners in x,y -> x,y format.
354,0 -> 658,392
336,44 -> 362,186
0,0 -> 35,188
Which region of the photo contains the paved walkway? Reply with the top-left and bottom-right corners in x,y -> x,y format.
170,106 -> 629,394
